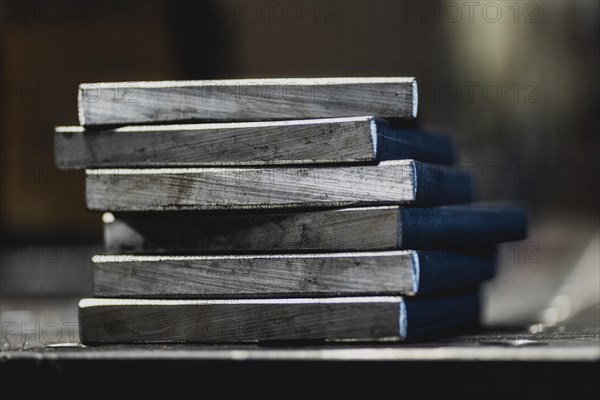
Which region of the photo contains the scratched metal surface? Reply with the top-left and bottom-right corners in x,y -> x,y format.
91,250 -> 495,297
78,297 -> 407,343
85,160 -> 472,211
77,77 -> 418,126
54,117 -> 454,168
92,252 -> 420,297
103,204 -> 526,253
76,292 -> 479,344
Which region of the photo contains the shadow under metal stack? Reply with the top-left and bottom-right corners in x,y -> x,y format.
54,77 -> 527,344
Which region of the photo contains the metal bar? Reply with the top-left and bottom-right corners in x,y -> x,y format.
54,116 -> 454,168
77,77 -> 418,125
92,250 -> 495,298
78,292 -> 479,343
85,160 -> 472,211
103,204 -> 526,253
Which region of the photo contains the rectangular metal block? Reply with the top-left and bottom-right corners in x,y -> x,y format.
77,77 -> 418,126
92,250 -> 495,298
78,292 -> 479,344
103,203 -> 527,253
85,160 -> 472,211
54,116 -> 454,168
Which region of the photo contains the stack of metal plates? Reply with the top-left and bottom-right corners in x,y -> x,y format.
55,78 -> 527,344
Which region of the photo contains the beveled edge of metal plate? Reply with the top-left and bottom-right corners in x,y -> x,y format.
84,159 -> 416,175
101,205 -> 402,221
78,296 -> 405,308
410,251 -> 420,294
56,115 -> 378,134
91,250 -> 416,263
79,77 -> 416,90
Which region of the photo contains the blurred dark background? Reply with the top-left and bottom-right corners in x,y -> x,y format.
1,0 -> 598,344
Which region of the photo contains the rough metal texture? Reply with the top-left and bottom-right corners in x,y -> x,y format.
93,252 -> 418,298
103,204 -> 527,253
104,207 -> 399,253
78,292 -> 479,343
79,297 -> 405,343
77,77 -> 418,126
91,251 -> 495,298
54,116 -> 454,168
85,160 -> 472,211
